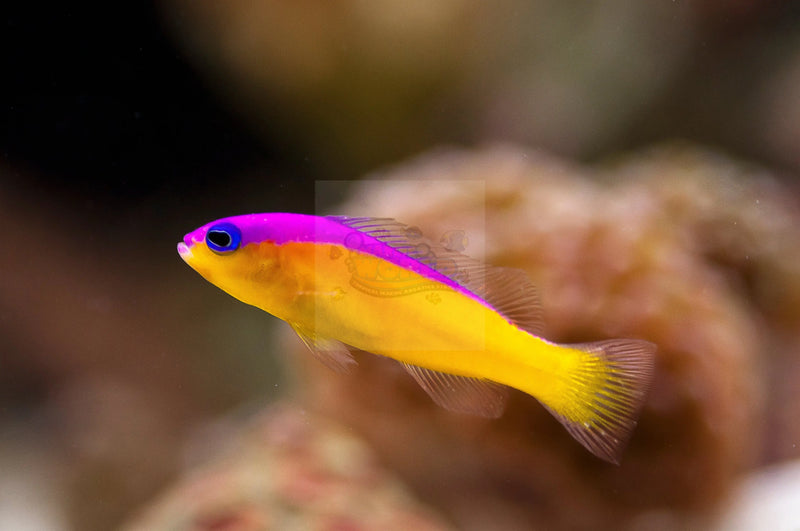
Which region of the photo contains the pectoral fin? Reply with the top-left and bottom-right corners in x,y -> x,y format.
401,363 -> 508,418
290,323 -> 357,373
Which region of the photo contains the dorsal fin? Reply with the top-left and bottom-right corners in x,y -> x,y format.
330,216 -> 544,336
481,266 -> 544,336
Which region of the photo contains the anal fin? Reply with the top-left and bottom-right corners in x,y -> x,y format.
290,323 -> 357,373
401,363 -> 508,418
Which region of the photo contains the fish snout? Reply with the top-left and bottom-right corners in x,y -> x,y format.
177,241 -> 193,261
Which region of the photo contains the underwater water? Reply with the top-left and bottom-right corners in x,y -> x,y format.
3,2 -> 800,530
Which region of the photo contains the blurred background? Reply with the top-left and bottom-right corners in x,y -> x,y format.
3,1 -> 800,530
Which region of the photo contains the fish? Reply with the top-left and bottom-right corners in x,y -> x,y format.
178,213 -> 655,464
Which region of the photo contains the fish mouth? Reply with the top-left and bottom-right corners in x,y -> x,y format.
177,241 -> 193,261
178,229 -> 209,262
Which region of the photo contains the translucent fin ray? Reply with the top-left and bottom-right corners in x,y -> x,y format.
290,322 -> 357,373
480,267 -> 544,336
401,363 -> 509,418
543,339 -> 656,464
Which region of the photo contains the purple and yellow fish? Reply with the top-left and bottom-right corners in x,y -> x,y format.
178,213 -> 655,463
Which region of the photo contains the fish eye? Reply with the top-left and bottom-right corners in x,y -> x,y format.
206,223 -> 242,254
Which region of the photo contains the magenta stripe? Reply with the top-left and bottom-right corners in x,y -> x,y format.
183,213 -> 489,307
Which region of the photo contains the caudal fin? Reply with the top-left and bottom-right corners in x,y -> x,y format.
544,339 -> 656,464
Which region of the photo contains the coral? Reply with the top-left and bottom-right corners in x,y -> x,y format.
117,143 -> 800,531
122,404 -> 453,531
287,144 -> 800,530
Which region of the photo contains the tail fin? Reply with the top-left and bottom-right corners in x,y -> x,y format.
544,339 -> 656,464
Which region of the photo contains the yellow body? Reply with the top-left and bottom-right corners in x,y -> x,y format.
192,240 -> 587,416
182,228 -> 655,464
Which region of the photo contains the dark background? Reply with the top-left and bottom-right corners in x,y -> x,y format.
2,2 -> 316,237
4,2 -> 800,217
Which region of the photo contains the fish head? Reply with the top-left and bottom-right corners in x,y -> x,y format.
177,214 -> 287,306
